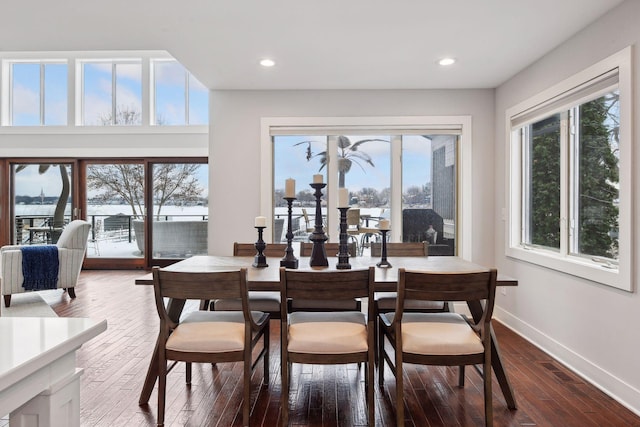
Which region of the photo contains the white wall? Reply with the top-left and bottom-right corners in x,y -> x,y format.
208,89 -> 495,258
494,0 -> 640,415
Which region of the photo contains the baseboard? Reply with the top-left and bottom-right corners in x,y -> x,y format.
494,305 -> 640,417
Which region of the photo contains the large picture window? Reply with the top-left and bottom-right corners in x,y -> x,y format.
266,118 -> 468,258
507,47 -> 632,291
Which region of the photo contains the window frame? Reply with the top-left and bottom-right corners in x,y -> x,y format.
150,59 -> 208,126
260,116 -> 472,259
505,46 -> 633,291
4,60 -> 68,126
78,59 -> 143,126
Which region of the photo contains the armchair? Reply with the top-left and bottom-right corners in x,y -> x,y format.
1,220 -> 91,307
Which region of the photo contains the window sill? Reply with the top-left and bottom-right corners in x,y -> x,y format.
505,245 -> 630,292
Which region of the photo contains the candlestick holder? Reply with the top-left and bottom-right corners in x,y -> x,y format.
336,207 -> 351,269
376,229 -> 392,268
280,197 -> 299,269
309,182 -> 328,267
253,226 -> 268,268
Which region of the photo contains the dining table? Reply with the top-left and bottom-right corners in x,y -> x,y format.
135,255 -> 518,410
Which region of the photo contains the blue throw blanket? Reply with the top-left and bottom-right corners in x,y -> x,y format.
21,245 -> 59,291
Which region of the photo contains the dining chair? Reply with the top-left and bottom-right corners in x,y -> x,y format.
209,242 -> 288,318
346,208 -> 379,255
299,241 -> 357,257
378,268 -> 498,427
152,267 -> 270,427
280,266 -> 376,426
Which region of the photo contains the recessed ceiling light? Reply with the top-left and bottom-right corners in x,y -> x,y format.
438,57 -> 456,66
260,59 -> 275,67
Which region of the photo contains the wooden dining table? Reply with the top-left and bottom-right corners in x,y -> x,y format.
135,255 -> 518,410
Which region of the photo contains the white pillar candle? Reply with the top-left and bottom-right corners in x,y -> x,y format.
285,178 -> 296,198
378,219 -> 390,230
338,188 -> 349,207
255,216 -> 267,227
313,174 -> 323,184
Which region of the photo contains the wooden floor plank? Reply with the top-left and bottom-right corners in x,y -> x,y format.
33,270 -> 640,427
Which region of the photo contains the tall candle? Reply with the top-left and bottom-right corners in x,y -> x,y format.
313,174 -> 323,184
378,219 -> 390,230
285,178 -> 296,198
338,188 -> 349,207
255,216 -> 267,228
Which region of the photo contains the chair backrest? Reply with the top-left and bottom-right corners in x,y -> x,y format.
396,268 -> 497,324
299,242 -> 357,257
56,220 -> 91,250
152,267 -> 250,323
280,266 -> 375,318
370,242 -> 428,257
346,208 -> 360,228
302,208 -> 311,226
233,242 -> 288,257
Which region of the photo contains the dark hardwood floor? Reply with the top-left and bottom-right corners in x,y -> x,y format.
37,270 -> 640,426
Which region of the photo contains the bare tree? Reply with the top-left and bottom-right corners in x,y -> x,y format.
87,163 -> 203,219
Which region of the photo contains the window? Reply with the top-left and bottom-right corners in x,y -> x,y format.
9,61 -> 67,126
266,117 -> 468,258
152,60 -> 208,125
81,61 -> 142,125
507,47 -> 632,291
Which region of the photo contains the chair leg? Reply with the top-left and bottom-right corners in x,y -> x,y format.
4,295 -> 11,308
281,354 -> 289,427
186,362 -> 192,384
395,351 -> 404,427
458,365 -> 465,387
484,359 -> 493,427
243,357 -> 251,427
378,320 -> 385,386
263,323 -> 270,385
68,287 -> 76,298
157,358 -> 167,426
367,352 -> 375,426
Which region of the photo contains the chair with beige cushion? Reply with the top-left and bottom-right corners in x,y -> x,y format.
1,219 -> 90,307
280,266 -> 375,426
152,267 -> 269,427
378,268 -> 497,427
209,242 -> 288,318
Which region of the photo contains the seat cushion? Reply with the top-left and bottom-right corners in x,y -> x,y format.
386,312 -> 484,355
375,292 -> 445,311
167,310 -> 266,352
167,322 -> 245,353
213,291 -> 281,312
288,311 -> 367,354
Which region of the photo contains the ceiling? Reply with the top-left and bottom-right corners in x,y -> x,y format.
1,0 -> 624,90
